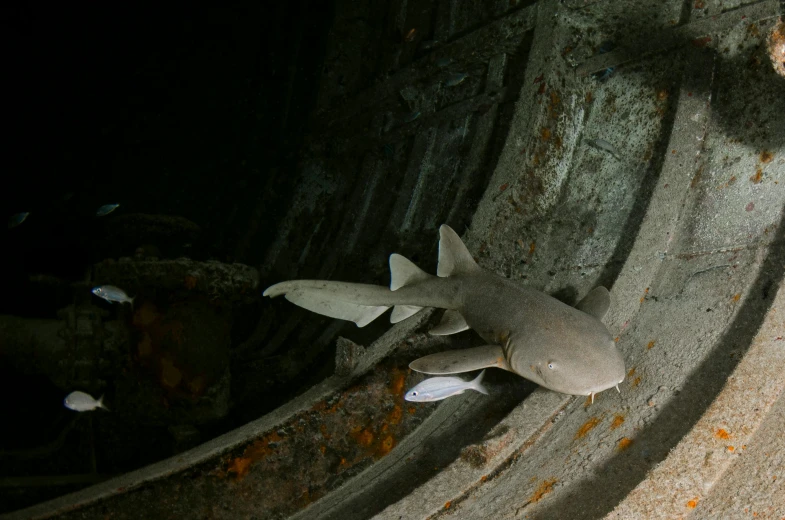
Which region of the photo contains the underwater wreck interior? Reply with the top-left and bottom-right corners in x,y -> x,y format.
1,0 -> 784,518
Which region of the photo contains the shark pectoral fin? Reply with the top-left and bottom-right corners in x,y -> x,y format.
429,309 -> 470,335
576,286 -> 611,320
409,345 -> 510,374
391,305 -> 424,323
437,225 -> 481,277
285,290 -> 389,328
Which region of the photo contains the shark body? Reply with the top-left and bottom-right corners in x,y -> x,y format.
264,225 -> 625,398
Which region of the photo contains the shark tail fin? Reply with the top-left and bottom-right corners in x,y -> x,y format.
97,395 -> 110,411
471,369 -> 489,395
388,253 -> 432,323
437,225 -> 480,277
286,290 -> 389,328
263,280 -> 395,328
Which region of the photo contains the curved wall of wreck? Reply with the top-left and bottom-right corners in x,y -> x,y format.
3,1 -> 784,519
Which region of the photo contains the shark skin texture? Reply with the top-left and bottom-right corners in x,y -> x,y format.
263,225 -> 625,399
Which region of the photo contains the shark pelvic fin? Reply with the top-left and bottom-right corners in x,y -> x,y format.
437,225 -> 481,277
429,309 -> 470,335
390,305 -> 423,323
410,345 -> 511,374
576,286 -> 611,320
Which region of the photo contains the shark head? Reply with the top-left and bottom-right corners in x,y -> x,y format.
509,325 -> 626,398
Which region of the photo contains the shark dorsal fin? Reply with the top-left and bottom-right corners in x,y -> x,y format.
576,286 -> 611,320
389,253 -> 432,290
437,225 -> 480,277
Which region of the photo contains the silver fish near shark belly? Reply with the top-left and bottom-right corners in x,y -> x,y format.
263,225 -> 626,399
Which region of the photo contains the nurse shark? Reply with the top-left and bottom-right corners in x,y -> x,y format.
263,225 -> 625,400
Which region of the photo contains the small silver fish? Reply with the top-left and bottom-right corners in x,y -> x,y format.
64,391 -> 109,412
96,204 -> 120,217
405,370 -> 488,402
403,111 -> 421,123
585,138 -> 621,160
444,72 -> 468,87
8,212 -> 30,229
92,285 -> 135,307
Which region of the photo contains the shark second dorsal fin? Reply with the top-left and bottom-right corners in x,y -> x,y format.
437,225 -> 480,277
409,345 -> 511,374
389,253 -> 432,290
575,286 -> 611,320
429,309 -> 470,335
389,253 -> 432,323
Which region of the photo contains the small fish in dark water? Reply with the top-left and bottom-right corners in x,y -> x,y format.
8,212 -> 29,229
405,370 -> 488,402
402,111 -> 421,123
444,72 -> 469,87
64,391 -> 108,412
92,285 -> 135,307
96,204 -> 120,217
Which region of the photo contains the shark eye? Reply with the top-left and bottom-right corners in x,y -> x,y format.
547,362 -> 555,370
411,391 -> 418,396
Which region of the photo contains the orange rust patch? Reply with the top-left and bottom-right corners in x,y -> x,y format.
627,367 -> 636,378
389,404 -> 403,425
575,417 -> 601,439
632,376 -> 642,388
355,429 -> 374,447
133,302 -> 160,327
732,293 -> 741,302
585,91 -> 593,103
529,242 -> 536,255
320,445 -> 327,455
610,414 -> 625,430
750,168 -> 763,184
160,357 -> 182,388
647,340 -> 656,350
715,428 -> 731,439
760,150 -> 773,163
614,336 -> 620,342
727,445 -> 735,452
408,406 -> 416,414
390,370 -> 406,395
444,501 -> 451,510
227,457 -> 252,479
378,435 -> 395,456
656,89 -> 668,101
320,424 -> 331,440
481,475 -> 488,482
617,437 -> 633,451
541,127 -> 551,141
687,498 -> 699,509
184,275 -> 197,290
529,478 -> 557,503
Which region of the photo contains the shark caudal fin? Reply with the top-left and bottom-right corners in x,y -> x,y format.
263,281 -> 393,328
388,253 -> 433,323
437,225 -> 481,277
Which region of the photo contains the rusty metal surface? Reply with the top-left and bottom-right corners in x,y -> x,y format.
3,0 -> 784,519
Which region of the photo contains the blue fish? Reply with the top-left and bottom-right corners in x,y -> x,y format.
96,204 -> 120,217
8,212 -> 30,229
92,285 -> 135,308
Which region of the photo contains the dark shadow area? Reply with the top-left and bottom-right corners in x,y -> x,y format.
533,202 -> 785,520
